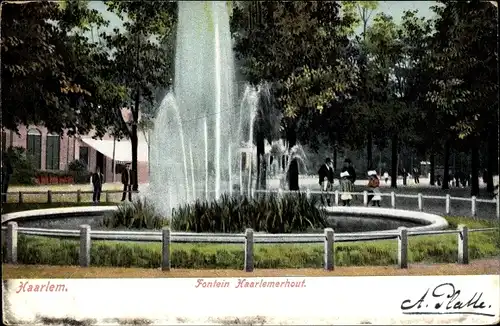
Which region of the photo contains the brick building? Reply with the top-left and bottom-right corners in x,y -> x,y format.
1,125 -> 150,183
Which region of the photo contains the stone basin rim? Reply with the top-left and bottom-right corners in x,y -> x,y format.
1,205 -> 449,235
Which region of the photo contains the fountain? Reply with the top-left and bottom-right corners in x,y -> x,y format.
148,1 -> 258,216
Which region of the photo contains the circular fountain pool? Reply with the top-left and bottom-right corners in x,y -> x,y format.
1,205 -> 448,234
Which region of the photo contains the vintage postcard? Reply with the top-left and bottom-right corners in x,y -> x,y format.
1,0 -> 499,325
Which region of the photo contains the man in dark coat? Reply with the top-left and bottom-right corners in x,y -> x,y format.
91,167 -> 104,203
341,158 -> 356,184
318,157 -> 334,205
121,163 -> 133,201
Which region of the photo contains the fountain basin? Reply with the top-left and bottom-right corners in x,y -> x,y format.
2,206 -> 448,236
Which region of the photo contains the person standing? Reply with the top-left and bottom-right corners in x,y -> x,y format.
340,171 -> 353,206
383,171 -> 389,184
2,153 -> 13,203
318,157 -> 334,206
341,158 -> 356,184
367,170 -> 381,207
121,163 -> 133,201
413,167 -> 420,184
91,167 -> 104,204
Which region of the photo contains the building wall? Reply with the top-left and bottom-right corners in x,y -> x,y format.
3,126 -> 150,184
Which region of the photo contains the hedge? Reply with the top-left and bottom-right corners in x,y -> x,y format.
2,217 -> 498,269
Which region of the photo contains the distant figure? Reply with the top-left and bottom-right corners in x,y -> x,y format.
121,163 -> 133,202
367,170 -> 381,207
436,175 -> 442,187
402,168 -> 407,186
340,171 -> 353,206
318,157 -> 334,206
412,167 -> 419,184
482,169 -> 489,184
383,171 -> 389,184
91,167 -> 104,204
1,153 -> 13,203
341,158 -> 356,184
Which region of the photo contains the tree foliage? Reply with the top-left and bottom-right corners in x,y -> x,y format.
1,0 -> 125,136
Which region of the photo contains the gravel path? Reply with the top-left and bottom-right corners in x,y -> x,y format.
3,259 -> 499,278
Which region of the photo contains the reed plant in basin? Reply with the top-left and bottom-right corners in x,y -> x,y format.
171,193 -> 327,233
101,198 -> 168,230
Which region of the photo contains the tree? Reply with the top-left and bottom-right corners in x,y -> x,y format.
427,1 -> 498,195
1,0 -> 124,136
102,1 -> 177,191
232,1 -> 358,190
342,1 -> 379,170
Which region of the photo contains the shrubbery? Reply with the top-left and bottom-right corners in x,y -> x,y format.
4,148 -> 90,185
171,193 -> 327,233
67,159 -> 91,184
101,199 -> 168,229
3,216 -> 498,268
6,147 -> 37,185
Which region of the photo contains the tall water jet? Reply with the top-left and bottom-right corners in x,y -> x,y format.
148,1 -> 240,215
228,145 -> 232,196
213,2 -> 222,200
204,117 -> 209,201
189,142 -> 196,200
247,106 -> 257,196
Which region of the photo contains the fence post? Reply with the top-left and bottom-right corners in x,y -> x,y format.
397,227 -> 408,269
162,227 -> 171,271
306,188 -> 311,200
47,190 -> 52,204
334,190 -> 339,206
417,193 -> 423,211
363,191 -> 368,207
457,224 -> 469,265
244,228 -> 254,272
77,189 -> 81,203
324,228 -> 334,271
445,194 -> 451,214
6,222 -> 18,264
18,191 -> 23,204
79,225 -> 91,267
391,192 -> 396,208
105,191 -> 110,203
471,196 -> 477,217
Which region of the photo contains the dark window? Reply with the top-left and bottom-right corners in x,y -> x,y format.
27,129 -> 42,169
79,146 -> 89,166
46,133 -> 60,170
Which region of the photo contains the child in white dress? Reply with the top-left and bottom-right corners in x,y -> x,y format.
340,171 -> 353,206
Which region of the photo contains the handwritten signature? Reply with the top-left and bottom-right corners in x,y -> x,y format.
400,283 -> 494,317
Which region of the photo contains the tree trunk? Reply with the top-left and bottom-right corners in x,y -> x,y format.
367,133 -> 373,170
442,139 -> 450,190
390,133 -> 398,188
486,127 -> 497,193
430,151 -> 435,186
131,32 -> 141,192
333,144 -> 337,171
287,126 -> 299,191
471,138 -> 480,197
131,88 -> 140,192
256,136 -> 265,190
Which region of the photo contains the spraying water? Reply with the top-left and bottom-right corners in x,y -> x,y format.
149,1 -> 256,216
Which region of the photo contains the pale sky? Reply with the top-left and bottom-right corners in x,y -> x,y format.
88,1 -> 437,36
